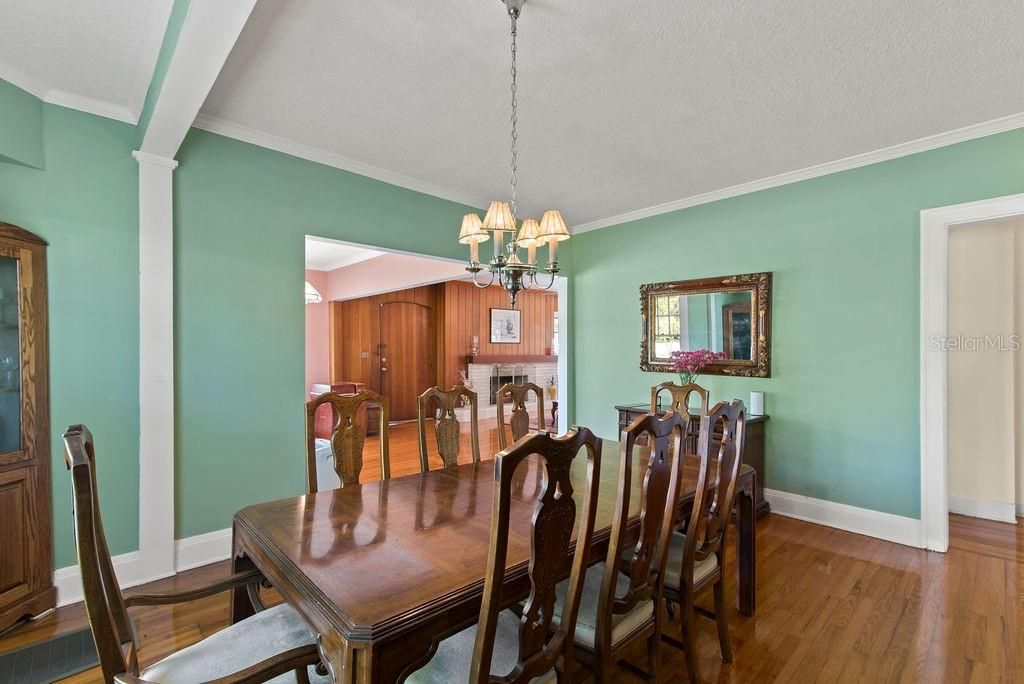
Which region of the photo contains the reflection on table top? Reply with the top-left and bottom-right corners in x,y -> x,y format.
235,438 -> 753,632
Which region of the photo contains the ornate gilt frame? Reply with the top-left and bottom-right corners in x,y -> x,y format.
640,272 -> 772,377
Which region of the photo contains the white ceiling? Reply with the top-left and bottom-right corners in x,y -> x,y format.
0,0 -> 172,122
305,236 -> 383,271
200,0 -> 1024,228
2,1 -> 1024,229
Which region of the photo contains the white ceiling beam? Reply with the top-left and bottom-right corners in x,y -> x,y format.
138,0 -> 259,159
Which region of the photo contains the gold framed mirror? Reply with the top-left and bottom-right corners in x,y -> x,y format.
640,272 -> 772,377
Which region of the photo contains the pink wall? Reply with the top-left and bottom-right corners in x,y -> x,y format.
305,269 -> 330,393
326,253 -> 467,301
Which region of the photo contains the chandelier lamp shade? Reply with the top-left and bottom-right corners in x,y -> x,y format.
459,0 -> 570,308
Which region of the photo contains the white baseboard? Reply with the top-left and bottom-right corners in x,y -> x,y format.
948,495 -> 1017,524
174,528 -> 233,572
53,528 -> 234,608
53,551 -> 174,608
1018,503 -> 1024,517
764,488 -> 923,548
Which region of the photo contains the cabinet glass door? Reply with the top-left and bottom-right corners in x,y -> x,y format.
0,256 -> 20,453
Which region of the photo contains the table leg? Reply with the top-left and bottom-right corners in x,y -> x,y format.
316,631 -> 358,683
230,550 -> 257,625
736,474 -> 756,616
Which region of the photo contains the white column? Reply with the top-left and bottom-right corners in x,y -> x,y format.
133,151 -> 178,580
556,276 -> 569,434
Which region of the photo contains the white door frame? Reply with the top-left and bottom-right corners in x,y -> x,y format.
555,275 -> 569,434
919,191 -> 1024,552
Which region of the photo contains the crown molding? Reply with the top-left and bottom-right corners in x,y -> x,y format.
0,60 -> 139,124
192,114 -> 489,210
573,111 -> 1024,234
132,150 -> 179,169
45,89 -> 137,124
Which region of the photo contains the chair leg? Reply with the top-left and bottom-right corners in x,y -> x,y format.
647,632 -> 660,683
713,579 -> 733,663
595,649 -> 613,684
681,603 -> 700,683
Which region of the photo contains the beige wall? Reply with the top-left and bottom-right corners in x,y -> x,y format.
948,218 -> 1023,516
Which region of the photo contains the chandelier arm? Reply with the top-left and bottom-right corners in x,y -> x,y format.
533,269 -> 557,290
471,269 -> 496,289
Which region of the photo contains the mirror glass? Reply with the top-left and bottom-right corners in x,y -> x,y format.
650,290 -> 754,362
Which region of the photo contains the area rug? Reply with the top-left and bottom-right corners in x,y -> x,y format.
0,627 -> 98,683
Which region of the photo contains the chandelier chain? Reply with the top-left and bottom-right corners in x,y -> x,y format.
509,12 -> 518,219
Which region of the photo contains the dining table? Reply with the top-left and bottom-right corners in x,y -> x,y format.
230,438 -> 757,683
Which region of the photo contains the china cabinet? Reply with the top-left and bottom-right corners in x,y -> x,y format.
0,222 -> 53,631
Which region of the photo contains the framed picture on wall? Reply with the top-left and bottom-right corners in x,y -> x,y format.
490,308 -> 521,344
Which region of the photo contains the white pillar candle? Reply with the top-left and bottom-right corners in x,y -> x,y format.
494,230 -> 505,260
470,240 -> 479,263
548,237 -> 558,265
749,391 -> 764,416
528,243 -> 537,265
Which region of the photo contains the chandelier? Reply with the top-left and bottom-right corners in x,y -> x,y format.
458,0 -> 570,308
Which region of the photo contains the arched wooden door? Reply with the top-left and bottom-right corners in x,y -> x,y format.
379,302 -> 434,421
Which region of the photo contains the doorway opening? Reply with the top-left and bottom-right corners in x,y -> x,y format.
920,192 -> 1024,551
304,235 -> 568,481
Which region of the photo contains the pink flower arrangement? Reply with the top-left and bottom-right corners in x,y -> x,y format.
670,349 -> 726,385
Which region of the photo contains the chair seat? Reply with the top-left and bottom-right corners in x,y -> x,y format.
407,609 -> 556,683
663,532 -> 719,590
140,603 -> 328,684
551,562 -> 654,650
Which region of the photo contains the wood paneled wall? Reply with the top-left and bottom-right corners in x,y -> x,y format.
439,281 -> 557,388
329,284 -> 443,394
327,281 -> 558,396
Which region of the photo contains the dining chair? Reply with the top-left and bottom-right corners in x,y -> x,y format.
62,425 -> 325,684
407,428 -> 603,683
651,381 -> 708,453
496,381 -> 546,449
661,399 -> 746,682
555,411 -> 687,682
416,385 -> 481,471
305,390 -> 390,493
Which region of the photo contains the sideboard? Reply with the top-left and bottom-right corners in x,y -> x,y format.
615,403 -> 770,518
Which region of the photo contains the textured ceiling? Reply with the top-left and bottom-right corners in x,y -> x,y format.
0,0 -> 170,121
305,236 -> 382,270
202,0 -> 1024,227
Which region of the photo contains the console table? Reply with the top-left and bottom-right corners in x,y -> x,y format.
615,403 -> 770,518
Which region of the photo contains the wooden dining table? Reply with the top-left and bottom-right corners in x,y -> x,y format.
230,439 -> 757,683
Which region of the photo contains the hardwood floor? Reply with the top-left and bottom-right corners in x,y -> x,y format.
4,415 -> 1022,682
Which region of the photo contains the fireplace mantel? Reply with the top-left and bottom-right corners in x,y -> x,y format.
467,354 -> 558,364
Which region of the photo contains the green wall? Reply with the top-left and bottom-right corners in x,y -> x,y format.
6,75 -> 1024,559
0,100 -> 140,567
0,79 -> 44,169
172,128 -> 492,538
572,129 -> 1024,519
